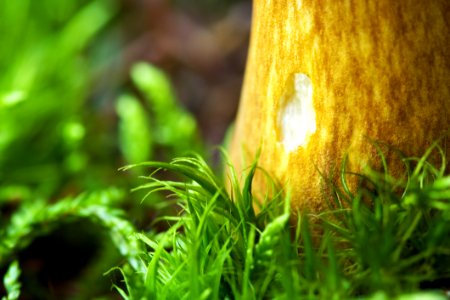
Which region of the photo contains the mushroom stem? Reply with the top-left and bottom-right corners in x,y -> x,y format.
230,1 -> 450,212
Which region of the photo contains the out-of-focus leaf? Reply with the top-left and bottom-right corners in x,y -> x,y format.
2,260 -> 21,300
0,91 -> 26,108
130,62 -> 202,155
131,62 -> 176,112
116,95 -> 153,164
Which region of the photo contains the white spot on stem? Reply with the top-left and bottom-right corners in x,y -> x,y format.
278,73 -> 316,152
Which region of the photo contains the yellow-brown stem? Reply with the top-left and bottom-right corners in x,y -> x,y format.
230,0 -> 450,212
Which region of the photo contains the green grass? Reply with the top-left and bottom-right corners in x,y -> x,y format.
105,142 -> 450,300
2,114 -> 448,299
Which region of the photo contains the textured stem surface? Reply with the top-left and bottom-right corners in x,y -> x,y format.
230,0 -> 450,212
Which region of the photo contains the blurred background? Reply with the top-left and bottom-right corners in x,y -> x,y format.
120,0 -> 251,146
0,0 -> 251,298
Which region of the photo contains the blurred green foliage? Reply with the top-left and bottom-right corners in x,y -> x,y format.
0,0 -> 203,298
116,94 -> 153,165
2,260 -> 20,300
129,63 -> 201,156
0,0 -> 118,199
0,0 -> 203,201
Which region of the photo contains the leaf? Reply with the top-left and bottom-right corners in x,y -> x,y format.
2,260 -> 21,300
116,94 -> 153,164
